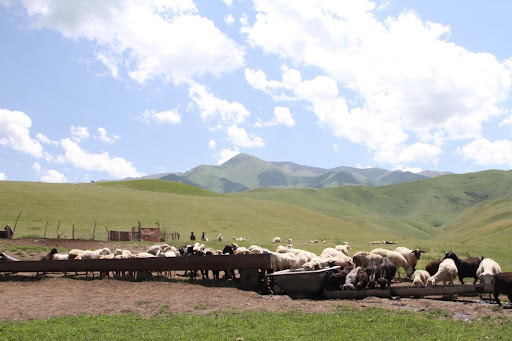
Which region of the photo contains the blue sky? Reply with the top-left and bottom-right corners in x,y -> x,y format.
1,0 -> 512,183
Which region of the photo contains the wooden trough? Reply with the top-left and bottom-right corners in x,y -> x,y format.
324,284 -> 493,299
0,254 -> 273,275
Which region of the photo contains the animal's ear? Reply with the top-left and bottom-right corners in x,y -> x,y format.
420,250 -> 426,253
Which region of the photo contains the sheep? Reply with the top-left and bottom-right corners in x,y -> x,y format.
114,249 -> 133,259
426,258 -> 458,286
249,245 -> 264,254
0,252 -> 19,261
233,237 -> 246,241
394,247 -> 425,269
491,272 -> 512,306
201,232 -> 208,242
217,234 -> 223,242
309,240 -> 319,243
426,260 -> 442,276
334,244 -> 350,256
327,263 -> 353,290
271,252 -> 300,271
352,251 -> 382,269
235,247 -> 250,255
343,267 -> 361,290
443,252 -> 481,284
136,252 -> 157,258
287,238 -> 293,244
41,248 -> 58,261
190,232 -> 196,241
476,258 -> 502,285
377,257 -> 396,289
148,244 -> 172,256
272,237 -> 281,243
370,248 -> 414,278
412,270 -> 430,288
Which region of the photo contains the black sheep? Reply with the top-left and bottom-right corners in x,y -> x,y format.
377,257 -> 396,289
492,272 -> 512,306
426,260 -> 441,276
443,252 -> 482,284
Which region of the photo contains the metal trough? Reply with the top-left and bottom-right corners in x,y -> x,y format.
324,284 -> 493,299
267,266 -> 340,294
0,254 -> 273,274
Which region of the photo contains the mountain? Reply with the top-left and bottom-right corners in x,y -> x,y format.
132,153 -> 452,194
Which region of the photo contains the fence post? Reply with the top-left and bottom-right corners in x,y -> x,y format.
72,225 -> 75,240
56,220 -> 61,239
92,222 -> 96,240
105,225 -> 109,240
44,221 -> 48,239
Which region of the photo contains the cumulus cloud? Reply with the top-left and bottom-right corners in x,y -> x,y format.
96,127 -> 120,143
32,162 -> 68,183
56,138 -> 144,179
255,106 -> 295,127
70,126 -> 90,142
242,1 -> 512,167
217,147 -> 239,165
21,0 -> 245,83
189,81 -> 250,127
0,108 -> 43,158
36,133 -> 58,145
224,14 -> 234,26
0,172 -> 6,180
457,138 -> 512,167
139,109 -> 181,125
227,125 -> 264,148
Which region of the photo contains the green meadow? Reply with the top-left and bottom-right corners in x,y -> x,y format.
0,172 -> 511,270
0,308 -> 511,341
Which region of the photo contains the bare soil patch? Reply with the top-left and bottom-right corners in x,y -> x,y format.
0,239 -> 510,322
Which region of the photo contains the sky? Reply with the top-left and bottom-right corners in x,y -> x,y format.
1,0 -> 512,183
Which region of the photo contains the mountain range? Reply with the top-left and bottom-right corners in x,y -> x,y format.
130,153 -> 452,194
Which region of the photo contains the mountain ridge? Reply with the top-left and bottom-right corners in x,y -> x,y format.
131,153 -> 453,194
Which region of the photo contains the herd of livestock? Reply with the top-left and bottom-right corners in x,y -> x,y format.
1,238 -> 511,305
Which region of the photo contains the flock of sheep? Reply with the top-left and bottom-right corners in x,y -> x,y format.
35,237 -> 511,305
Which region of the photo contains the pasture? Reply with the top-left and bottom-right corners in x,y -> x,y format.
1,178 -> 511,339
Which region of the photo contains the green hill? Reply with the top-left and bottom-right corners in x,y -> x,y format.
1,171 -> 511,269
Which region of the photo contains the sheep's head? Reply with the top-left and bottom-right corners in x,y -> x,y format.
426,277 -> 436,287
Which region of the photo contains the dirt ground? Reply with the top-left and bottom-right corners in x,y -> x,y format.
0,239 -> 510,322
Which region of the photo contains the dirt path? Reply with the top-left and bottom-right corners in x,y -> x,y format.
0,239 -> 510,322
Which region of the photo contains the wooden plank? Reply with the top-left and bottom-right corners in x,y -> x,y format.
0,254 -> 272,274
323,284 -> 493,299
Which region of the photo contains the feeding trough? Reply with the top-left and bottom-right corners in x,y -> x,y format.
267,266 -> 340,295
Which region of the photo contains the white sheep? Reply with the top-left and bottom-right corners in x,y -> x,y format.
235,247 -> 250,255
272,237 -> 281,243
370,248 -> 414,278
426,258 -> 458,286
352,251 -> 382,268
476,258 -> 502,285
148,244 -> 173,255
334,244 -> 350,256
342,267 -> 360,290
114,249 -> 133,259
394,246 -> 425,269
412,270 -> 430,287
270,252 -> 300,271
217,234 -> 223,241
249,245 -> 264,254
136,252 -> 157,258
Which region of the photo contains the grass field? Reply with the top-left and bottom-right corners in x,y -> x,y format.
0,308 -> 511,341
0,174 -> 511,269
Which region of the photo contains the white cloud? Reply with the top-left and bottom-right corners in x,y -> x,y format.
21,0 -> 245,83
333,144 -> 340,153
243,1 -> 512,167
57,138 -> 144,179
208,139 -> 216,149
0,172 -> 6,180
96,127 -> 120,143
36,133 -> 58,145
0,108 -> 43,158
255,106 -> 295,127
217,147 -> 239,165
227,125 -> 264,148
222,0 -> 233,6
189,81 -> 250,127
32,162 -> 68,183
224,14 -> 234,26
70,126 -> 90,142
457,138 -> 512,167
139,109 -> 181,125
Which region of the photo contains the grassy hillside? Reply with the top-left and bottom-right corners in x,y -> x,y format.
0,180 -> 379,252
1,174 -> 511,270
